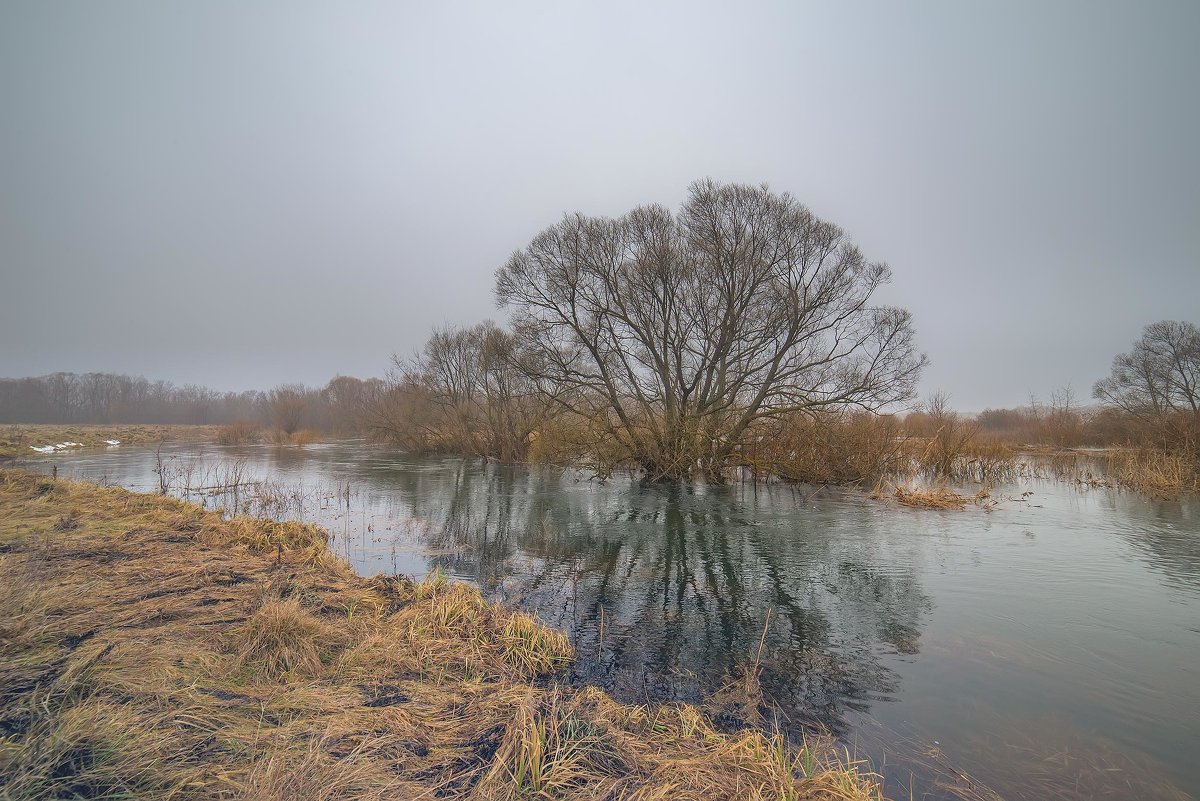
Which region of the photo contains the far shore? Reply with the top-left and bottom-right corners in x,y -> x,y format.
0,423 -> 221,460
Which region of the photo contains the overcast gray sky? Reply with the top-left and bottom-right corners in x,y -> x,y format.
2,0 -> 1197,410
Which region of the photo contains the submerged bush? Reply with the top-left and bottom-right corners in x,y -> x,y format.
747,412 -> 908,484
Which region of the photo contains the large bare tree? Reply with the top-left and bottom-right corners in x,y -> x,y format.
496,179 -> 925,479
1094,320 -> 1200,419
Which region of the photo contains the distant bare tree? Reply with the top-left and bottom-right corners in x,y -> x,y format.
496,179 -> 925,480
473,324 -> 560,460
322,375 -> 380,435
920,392 -> 978,476
1094,321 -> 1200,420
1041,384 -> 1086,447
264,384 -> 308,434
357,370 -> 429,448
374,322 -> 557,460
0,372 -> 265,424
417,325 -> 488,453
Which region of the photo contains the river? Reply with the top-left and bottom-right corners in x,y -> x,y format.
22,441 -> 1200,800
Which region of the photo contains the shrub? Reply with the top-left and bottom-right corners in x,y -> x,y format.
216,420 -> 261,445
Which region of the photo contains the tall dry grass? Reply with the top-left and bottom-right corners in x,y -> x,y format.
262,427 -> 321,446
746,412 -> 909,485
1105,448 -> 1200,496
969,407 -> 1199,495
215,419 -> 261,445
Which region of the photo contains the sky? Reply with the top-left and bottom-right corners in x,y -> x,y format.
1,0 -> 1197,411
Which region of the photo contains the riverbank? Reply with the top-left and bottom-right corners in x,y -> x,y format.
0,468 -> 883,800
0,424 -> 222,460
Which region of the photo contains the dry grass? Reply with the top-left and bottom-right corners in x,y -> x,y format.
1105,448 -> 1200,497
0,424 -> 221,460
291,429 -> 321,446
745,413 -> 909,485
0,468 -> 885,801
525,413 -> 631,479
888,484 -> 969,510
870,477 -> 999,511
263,427 -> 322,446
932,437 -> 1020,484
215,420 -> 262,446
232,597 -> 341,680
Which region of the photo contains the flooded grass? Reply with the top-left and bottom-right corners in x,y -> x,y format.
264,427 -> 323,446
893,443 -> 1198,502
0,467 -> 885,800
1105,448 -> 1200,497
888,484 -> 970,510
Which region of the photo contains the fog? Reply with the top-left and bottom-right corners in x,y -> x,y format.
2,0 -> 1197,410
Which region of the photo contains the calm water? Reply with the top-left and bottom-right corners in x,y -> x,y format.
22,442 -> 1200,800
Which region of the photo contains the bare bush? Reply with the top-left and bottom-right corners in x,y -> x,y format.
370,323 -> 556,461
747,412 -> 909,484
216,420 -> 261,446
909,392 -> 978,477
264,384 -> 308,435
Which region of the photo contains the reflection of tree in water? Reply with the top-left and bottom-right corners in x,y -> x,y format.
376,459 -> 932,736
1100,493 -> 1200,596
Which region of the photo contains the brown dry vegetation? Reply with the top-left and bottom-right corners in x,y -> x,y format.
743,413 -> 909,486
260,427 -> 322,447
868,477 -> 1002,511
886,484 -> 969,510
215,421 -> 262,446
0,468 -> 884,801
1,424 -> 222,460
1104,448 -> 1200,497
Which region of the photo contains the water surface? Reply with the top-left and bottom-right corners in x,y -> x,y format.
24,442 -> 1200,800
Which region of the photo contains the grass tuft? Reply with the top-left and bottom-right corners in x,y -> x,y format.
231,597 -> 340,681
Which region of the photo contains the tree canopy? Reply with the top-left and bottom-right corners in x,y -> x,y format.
496,180 -> 925,479
1094,320 -> 1200,419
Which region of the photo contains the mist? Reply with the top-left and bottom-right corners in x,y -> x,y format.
2,1 -> 1198,410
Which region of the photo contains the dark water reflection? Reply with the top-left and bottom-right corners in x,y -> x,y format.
24,443 -> 1200,801
415,465 -> 931,735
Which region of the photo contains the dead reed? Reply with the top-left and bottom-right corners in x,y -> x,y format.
744,413 -> 910,485
883,482 -> 969,510
1105,448 -> 1200,497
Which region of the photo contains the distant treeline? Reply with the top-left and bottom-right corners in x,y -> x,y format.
0,372 -> 385,434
